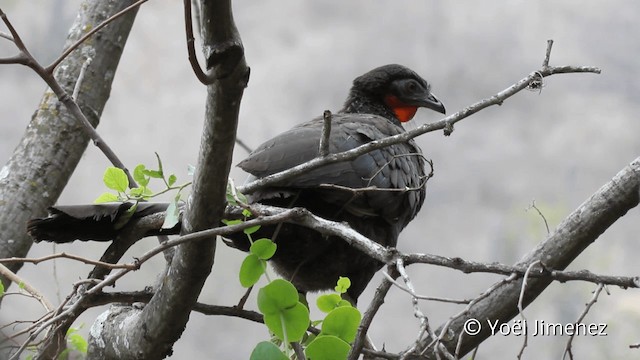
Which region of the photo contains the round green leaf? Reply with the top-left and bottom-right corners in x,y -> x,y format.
249,341 -> 288,360
257,279 -> 299,315
305,335 -> 350,360
321,306 -> 361,343
103,167 -> 129,192
244,224 -> 261,235
168,174 -> 177,186
239,254 -> 264,288
250,239 -> 277,260
133,164 -> 150,186
263,302 -> 309,342
335,277 -> 351,294
316,294 -> 342,313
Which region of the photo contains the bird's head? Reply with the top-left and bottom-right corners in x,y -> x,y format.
344,64 -> 446,124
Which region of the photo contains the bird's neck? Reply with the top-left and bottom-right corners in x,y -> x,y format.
340,89 -> 402,126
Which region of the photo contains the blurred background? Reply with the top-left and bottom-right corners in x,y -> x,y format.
1,0 -> 639,358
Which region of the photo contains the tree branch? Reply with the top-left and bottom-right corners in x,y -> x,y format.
414,157 -> 640,359
85,0 -> 249,358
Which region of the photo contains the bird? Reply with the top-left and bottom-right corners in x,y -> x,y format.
28,64 -> 446,303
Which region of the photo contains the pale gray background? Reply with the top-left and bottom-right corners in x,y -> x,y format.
1,1 -> 639,359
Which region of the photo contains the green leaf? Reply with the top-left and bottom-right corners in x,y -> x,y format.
305,335 -> 350,360
244,224 -> 261,235
162,195 -> 181,229
66,330 -> 88,354
168,174 -> 177,187
103,167 -> 129,192
133,164 -> 150,187
0,281 -> 4,298
335,276 -> 351,294
242,208 -> 253,218
236,190 -> 248,204
18,281 -> 25,290
250,239 -> 277,260
263,302 -> 309,343
316,294 -> 342,313
249,341 -> 288,360
226,182 -> 249,206
128,186 -> 152,198
222,219 -> 243,226
239,254 -> 265,288
94,192 -> 120,203
258,279 -> 309,342
257,279 -> 299,315
143,169 -> 163,179
321,306 -> 361,343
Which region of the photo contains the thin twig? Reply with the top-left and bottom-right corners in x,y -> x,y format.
0,30 -> 13,41
562,284 -> 606,360
528,200 -> 550,234
72,57 -> 92,100
396,258 -> 439,360
183,0 -> 214,84
516,260 -> 541,359
543,39 -> 553,68
46,0 -> 148,73
319,110 -> 332,157
348,266 -> 398,360
381,271 -> 470,304
0,253 -> 136,270
235,137 -> 253,154
0,264 -> 54,312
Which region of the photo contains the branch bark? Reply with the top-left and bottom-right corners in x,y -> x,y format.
86,0 -> 249,358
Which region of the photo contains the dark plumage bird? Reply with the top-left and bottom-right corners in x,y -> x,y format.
28,64 -> 445,302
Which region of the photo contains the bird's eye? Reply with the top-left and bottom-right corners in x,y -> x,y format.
406,81 -> 418,92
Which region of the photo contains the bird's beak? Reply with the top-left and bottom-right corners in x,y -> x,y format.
419,93 -> 446,115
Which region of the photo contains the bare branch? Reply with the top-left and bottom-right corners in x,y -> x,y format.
0,264 -> 54,312
0,30 -> 13,41
0,253 -> 135,270
527,200 -> 550,234
46,0 -> 148,73
516,260 -> 541,359
542,39 -> 553,68
72,57 -> 92,100
381,271 -> 470,305
235,137 -> 253,154
183,0 -> 215,84
319,110 -> 332,156
562,284 -> 606,360
348,266 -> 399,360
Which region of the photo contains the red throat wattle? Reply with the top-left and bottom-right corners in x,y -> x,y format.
384,94 -> 418,122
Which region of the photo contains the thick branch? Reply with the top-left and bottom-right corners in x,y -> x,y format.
86,0 -> 249,358
414,157 -> 640,359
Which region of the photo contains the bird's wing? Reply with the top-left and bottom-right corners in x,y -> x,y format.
238,114 -> 426,225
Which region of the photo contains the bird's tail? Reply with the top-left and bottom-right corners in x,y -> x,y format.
27,202 -> 177,243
